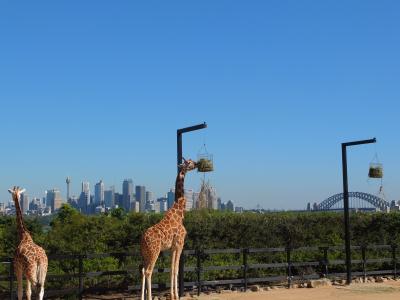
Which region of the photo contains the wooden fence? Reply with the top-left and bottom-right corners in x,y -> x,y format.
0,244 -> 398,299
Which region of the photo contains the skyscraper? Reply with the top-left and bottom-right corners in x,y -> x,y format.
82,181 -> 90,195
167,189 -> 175,209
94,180 -> 105,205
104,186 -> 115,208
78,181 -> 90,213
136,185 -> 146,212
114,192 -> 123,208
122,179 -> 133,212
46,189 -> 63,212
146,191 -> 153,211
20,193 -> 29,214
208,186 -> 218,210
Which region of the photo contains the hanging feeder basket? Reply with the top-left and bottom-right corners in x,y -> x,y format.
197,157 -> 214,172
368,163 -> 383,179
197,144 -> 214,172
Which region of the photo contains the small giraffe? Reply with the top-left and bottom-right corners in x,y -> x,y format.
8,186 -> 48,300
140,158 -> 197,300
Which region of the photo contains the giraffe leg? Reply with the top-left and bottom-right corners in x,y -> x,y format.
170,249 -> 177,300
145,257 -> 157,300
141,266 -> 146,300
142,250 -> 160,300
37,262 -> 47,300
26,279 -> 32,300
174,247 -> 183,300
147,271 -> 153,300
15,265 -> 23,300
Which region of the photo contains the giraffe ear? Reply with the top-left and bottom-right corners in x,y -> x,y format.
8,189 -> 13,194
20,189 -> 26,194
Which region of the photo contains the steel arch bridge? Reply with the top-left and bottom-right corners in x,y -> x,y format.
316,192 -> 390,211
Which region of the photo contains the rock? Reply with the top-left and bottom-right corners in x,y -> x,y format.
307,278 -> 332,288
336,279 -> 345,285
250,285 -> 260,292
375,276 -> 384,283
264,287 -> 272,291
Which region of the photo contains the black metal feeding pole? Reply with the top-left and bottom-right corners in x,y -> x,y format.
342,137 -> 376,285
177,122 -> 207,297
177,122 -> 207,172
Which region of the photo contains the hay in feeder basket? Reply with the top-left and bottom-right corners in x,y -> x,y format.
369,163 -> 383,179
197,157 -> 213,172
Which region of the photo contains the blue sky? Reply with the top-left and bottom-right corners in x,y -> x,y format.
0,1 -> 399,209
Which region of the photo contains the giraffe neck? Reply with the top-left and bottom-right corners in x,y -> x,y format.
174,170 -> 186,201
166,197 -> 186,221
13,195 -> 28,240
178,197 -> 186,215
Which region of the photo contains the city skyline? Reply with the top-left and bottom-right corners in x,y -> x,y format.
0,177 -> 222,209
0,175 -> 233,216
1,2 -> 400,209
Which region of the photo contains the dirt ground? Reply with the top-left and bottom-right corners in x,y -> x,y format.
197,281 -> 400,300
84,281 -> 400,300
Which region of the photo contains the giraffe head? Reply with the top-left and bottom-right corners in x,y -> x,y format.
179,158 -> 197,173
8,186 -> 26,201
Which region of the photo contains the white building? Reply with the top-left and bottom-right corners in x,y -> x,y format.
94,180 -> 105,205
46,189 -> 63,212
184,189 -> 194,211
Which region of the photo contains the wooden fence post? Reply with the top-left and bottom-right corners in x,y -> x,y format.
286,247 -> 292,288
323,247 -> 329,277
242,248 -> 249,291
361,246 -> 367,282
79,255 -> 84,300
196,249 -> 202,296
9,260 -> 13,300
392,245 -> 397,279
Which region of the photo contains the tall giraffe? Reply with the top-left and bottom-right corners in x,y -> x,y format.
8,186 -> 48,300
140,158 -> 197,300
